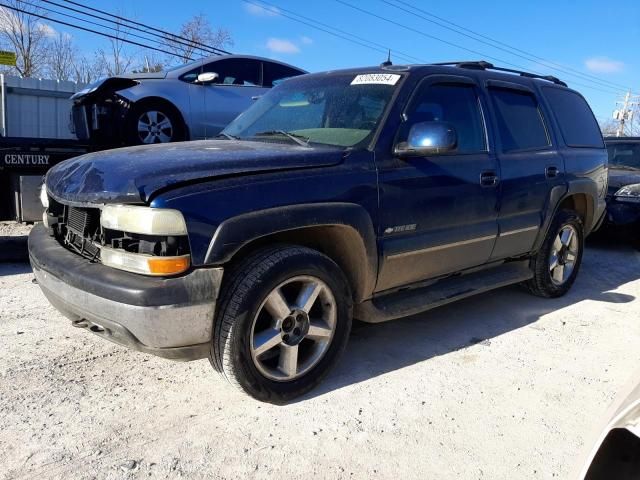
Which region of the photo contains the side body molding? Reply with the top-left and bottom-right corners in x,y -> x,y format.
204,202 -> 379,301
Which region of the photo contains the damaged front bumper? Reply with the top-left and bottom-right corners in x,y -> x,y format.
28,225 -> 223,361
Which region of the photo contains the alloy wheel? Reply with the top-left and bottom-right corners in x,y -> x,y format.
549,224 -> 579,286
137,110 -> 173,144
249,275 -> 337,382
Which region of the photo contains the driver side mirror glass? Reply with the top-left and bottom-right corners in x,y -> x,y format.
196,72 -> 219,84
394,121 -> 457,157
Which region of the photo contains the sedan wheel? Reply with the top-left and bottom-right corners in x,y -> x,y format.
137,110 -> 173,144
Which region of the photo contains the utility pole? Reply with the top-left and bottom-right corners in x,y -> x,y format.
614,91 -> 640,137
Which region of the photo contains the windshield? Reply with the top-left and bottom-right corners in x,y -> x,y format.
607,143 -> 640,169
222,73 -> 401,148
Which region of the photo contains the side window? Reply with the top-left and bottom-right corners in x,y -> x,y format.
489,88 -> 549,152
263,62 -> 303,87
402,83 -> 486,154
182,59 -> 261,86
543,88 -> 603,148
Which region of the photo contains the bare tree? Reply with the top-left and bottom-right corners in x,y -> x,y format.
72,55 -> 101,84
163,14 -> 233,63
95,18 -> 134,76
46,32 -> 75,81
0,0 -> 52,77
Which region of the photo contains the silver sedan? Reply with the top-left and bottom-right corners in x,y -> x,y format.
70,55 -> 306,146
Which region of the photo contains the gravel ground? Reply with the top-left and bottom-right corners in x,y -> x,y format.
1,227 -> 640,479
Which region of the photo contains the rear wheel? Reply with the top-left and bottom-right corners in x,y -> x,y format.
210,245 -> 352,403
525,209 -> 584,298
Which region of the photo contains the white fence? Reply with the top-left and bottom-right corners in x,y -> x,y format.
0,74 -> 86,139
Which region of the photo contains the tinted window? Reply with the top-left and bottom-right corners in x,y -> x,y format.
182,58 -> 260,86
263,62 -> 303,87
543,88 -> 603,148
489,88 -> 549,152
403,83 -> 486,153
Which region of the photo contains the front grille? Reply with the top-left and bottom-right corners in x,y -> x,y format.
67,207 -> 99,236
63,207 -> 101,260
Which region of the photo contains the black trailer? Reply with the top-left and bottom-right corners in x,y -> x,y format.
0,137 -> 88,222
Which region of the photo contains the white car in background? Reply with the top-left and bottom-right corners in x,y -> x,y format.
70,55 -> 306,146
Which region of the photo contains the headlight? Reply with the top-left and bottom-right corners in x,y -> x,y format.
40,184 -> 49,208
614,184 -> 640,203
100,205 -> 187,235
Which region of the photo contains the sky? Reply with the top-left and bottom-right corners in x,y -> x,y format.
56,0 -> 640,121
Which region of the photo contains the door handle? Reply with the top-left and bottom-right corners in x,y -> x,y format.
545,166 -> 559,178
480,170 -> 499,187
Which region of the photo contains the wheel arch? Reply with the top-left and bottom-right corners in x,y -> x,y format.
204,203 -> 378,302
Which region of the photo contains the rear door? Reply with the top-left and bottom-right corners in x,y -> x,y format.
376,75 -> 499,292
485,81 -> 565,260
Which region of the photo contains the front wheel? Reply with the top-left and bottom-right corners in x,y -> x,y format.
210,246 -> 353,403
126,103 -> 185,145
525,209 -> 584,298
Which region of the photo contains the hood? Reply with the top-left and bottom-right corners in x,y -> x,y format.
71,73 -> 167,101
608,167 -> 640,191
46,140 -> 345,205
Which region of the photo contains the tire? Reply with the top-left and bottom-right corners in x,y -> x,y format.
524,209 -> 584,298
210,245 -> 353,403
126,101 -> 186,145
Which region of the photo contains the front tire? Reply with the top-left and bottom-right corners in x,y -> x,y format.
525,209 -> 584,298
126,102 -> 185,145
210,245 -> 353,403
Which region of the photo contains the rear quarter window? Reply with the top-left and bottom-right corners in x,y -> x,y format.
543,87 -> 604,148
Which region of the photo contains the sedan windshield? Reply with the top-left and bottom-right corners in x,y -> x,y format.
222,73 -> 401,148
607,143 -> 640,169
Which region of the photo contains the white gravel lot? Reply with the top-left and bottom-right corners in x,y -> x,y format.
1,226 -> 640,479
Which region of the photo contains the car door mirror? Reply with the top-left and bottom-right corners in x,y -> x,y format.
196,72 -> 219,85
394,121 -> 457,157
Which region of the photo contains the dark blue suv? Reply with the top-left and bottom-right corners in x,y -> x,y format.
30,61 -> 607,402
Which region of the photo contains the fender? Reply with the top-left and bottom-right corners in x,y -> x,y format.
532,179 -> 599,251
204,202 -> 379,300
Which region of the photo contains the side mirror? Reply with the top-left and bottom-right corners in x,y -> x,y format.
196,72 -> 219,84
394,121 -> 457,157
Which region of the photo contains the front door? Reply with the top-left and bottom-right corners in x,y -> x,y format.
376,76 -> 499,292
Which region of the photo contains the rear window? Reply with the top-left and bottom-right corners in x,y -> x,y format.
489,88 -> 550,152
543,88 -> 603,148
263,62 -> 303,87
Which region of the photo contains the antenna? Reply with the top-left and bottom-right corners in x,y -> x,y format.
381,50 -> 393,67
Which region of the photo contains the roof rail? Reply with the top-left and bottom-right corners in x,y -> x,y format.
431,60 -> 568,87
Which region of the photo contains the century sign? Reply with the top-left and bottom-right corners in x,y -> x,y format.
4,154 -> 50,166
0,50 -> 16,67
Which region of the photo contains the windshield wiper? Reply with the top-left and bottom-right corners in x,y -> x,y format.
216,132 -> 240,140
253,130 -> 310,147
611,165 -> 640,171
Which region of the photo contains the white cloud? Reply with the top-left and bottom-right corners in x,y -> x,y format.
38,23 -> 57,38
244,3 -> 280,17
585,56 -> 624,74
300,36 -> 313,45
265,38 -> 300,54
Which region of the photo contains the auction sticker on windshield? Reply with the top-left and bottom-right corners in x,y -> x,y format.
351,73 -> 401,86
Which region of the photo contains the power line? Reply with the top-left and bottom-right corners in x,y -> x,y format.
39,0 -> 222,57
60,0 -> 231,56
242,0 -> 426,65
334,0 -> 629,96
0,2 -> 191,60
382,0 -> 636,94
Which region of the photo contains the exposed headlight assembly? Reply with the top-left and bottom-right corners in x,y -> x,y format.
614,184 -> 640,203
100,205 -> 187,236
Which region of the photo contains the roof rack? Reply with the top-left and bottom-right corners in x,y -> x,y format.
431,61 -> 568,87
